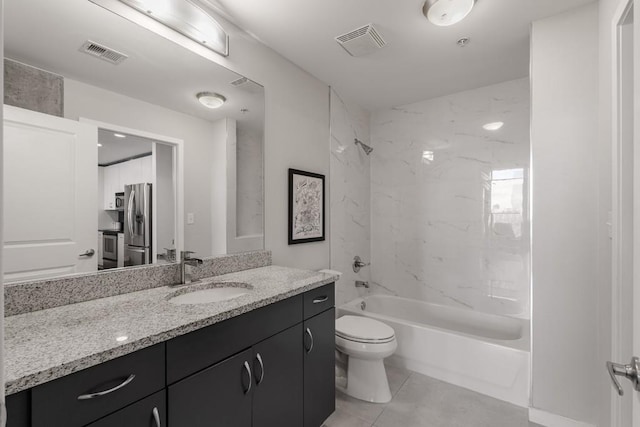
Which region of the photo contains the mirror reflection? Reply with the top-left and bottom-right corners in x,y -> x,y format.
3,0 -> 264,283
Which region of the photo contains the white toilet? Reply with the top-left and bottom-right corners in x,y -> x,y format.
335,315 -> 397,403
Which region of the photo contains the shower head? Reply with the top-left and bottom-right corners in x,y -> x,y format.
354,138 -> 374,155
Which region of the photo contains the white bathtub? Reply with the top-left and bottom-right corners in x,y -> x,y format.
339,295 -> 530,407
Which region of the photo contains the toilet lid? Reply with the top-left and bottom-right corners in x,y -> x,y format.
336,315 -> 395,344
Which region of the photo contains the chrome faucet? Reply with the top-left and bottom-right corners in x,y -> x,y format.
180,251 -> 203,285
355,280 -> 370,289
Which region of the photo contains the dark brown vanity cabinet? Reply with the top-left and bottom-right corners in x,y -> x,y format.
252,324 -> 304,427
169,324 -> 305,427
168,349 -> 254,427
304,308 -> 336,427
6,283 -> 335,427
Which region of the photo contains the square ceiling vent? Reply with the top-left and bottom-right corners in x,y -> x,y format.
335,24 -> 386,57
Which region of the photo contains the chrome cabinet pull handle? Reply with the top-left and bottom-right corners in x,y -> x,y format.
152,407 -> 161,427
242,361 -> 252,394
312,296 -> 328,304
305,328 -> 314,353
77,374 -> 136,400
255,353 -> 265,385
79,249 -> 95,257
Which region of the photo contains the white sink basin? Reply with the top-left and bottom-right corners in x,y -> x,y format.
168,282 -> 253,305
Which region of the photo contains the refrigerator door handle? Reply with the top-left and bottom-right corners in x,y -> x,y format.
127,188 -> 135,237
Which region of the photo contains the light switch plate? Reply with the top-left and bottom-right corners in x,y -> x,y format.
187,213 -> 195,225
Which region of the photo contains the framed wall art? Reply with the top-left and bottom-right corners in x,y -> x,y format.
288,168 -> 325,244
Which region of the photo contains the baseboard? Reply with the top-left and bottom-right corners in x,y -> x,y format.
529,408 -> 596,427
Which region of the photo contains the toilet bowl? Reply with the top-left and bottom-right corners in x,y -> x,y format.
335,315 -> 397,403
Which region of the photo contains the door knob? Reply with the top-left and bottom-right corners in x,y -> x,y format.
606,357 -> 640,396
79,249 -> 95,257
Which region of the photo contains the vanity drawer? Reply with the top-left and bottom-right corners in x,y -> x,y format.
303,283 -> 335,320
86,390 -> 165,427
167,295 -> 302,384
32,343 -> 165,427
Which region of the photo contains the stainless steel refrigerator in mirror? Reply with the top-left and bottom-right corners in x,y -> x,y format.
124,183 -> 152,266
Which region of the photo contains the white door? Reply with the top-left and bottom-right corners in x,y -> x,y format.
633,0 -> 640,421
610,0 -> 640,425
3,105 -> 98,282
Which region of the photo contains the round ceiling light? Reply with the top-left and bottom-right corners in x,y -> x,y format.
197,92 -> 226,109
483,121 -> 504,131
423,0 -> 475,27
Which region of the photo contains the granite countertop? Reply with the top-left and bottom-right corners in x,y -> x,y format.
5,265 -> 338,395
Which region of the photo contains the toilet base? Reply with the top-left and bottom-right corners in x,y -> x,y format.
344,357 -> 392,403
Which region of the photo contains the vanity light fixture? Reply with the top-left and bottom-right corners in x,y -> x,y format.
114,133 -> 127,138
423,0 -> 475,27
197,92 -> 226,109
116,0 -> 229,57
483,121 -> 504,131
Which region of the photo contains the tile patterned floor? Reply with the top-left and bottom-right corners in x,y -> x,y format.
324,365 -> 542,427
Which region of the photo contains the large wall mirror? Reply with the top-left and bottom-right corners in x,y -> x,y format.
3,0 -> 264,283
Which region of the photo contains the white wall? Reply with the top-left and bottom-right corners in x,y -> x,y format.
329,89 -> 371,305
186,16 -> 331,270
530,3 -> 600,424
370,79 -> 531,317
156,143 -> 175,253
209,117 -> 228,256
64,78 -> 226,257
97,167 -> 114,230
236,123 -> 264,237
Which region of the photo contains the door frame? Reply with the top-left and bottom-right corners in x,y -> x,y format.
611,0 -> 637,425
79,118 -> 185,259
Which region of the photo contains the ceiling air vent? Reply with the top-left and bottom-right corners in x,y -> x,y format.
230,76 -> 263,94
80,41 -> 128,65
335,24 -> 386,57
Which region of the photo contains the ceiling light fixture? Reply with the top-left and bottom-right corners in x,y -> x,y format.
197,92 -> 226,109
483,121 -> 504,131
114,133 -> 126,138
423,0 -> 475,27
115,0 -> 229,56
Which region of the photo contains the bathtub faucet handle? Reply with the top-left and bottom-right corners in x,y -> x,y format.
353,256 -> 370,273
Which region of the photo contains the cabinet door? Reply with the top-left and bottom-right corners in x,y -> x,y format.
304,308 -> 335,427
86,390 -> 165,427
6,390 -> 30,427
253,324 -> 303,427
168,348 -> 252,427
141,155 -> 153,184
104,165 -> 119,209
119,161 -> 132,190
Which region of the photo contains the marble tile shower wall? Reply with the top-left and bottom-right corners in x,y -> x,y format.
330,89 -> 372,306
370,78 -> 531,318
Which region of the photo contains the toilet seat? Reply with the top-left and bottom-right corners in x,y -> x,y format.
336,315 -> 395,344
